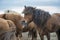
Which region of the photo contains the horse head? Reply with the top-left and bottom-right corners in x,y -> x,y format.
22,6 -> 36,24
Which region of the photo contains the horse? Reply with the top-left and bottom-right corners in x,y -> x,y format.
0,11 -> 24,40
22,6 -> 60,40
0,10 -> 37,40
52,13 -> 60,40
0,18 -> 17,40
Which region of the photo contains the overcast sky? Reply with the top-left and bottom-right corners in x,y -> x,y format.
0,0 -> 60,15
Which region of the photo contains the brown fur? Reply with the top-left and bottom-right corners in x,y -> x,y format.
7,20 -> 16,32
28,21 -> 50,40
0,13 -> 24,30
28,22 -> 37,30
46,13 -> 60,32
0,11 -> 37,40
28,22 -> 37,40
0,18 -> 17,40
5,13 -> 24,30
0,18 -> 16,32
0,13 -> 24,40
0,18 -> 10,33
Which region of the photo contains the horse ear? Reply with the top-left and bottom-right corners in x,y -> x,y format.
24,6 -> 26,8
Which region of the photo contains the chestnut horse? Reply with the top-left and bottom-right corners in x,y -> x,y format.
22,6 -> 60,40
0,12 -> 24,40
0,10 -> 37,40
0,18 -> 17,40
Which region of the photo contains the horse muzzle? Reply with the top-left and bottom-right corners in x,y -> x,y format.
21,20 -> 28,28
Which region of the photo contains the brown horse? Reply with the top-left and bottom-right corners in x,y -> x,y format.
0,10 -> 37,40
22,6 -> 60,40
0,18 -> 17,40
0,11 -> 24,40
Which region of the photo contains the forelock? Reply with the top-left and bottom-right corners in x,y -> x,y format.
23,6 -> 35,14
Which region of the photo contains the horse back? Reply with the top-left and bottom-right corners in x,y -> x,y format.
46,14 -> 60,32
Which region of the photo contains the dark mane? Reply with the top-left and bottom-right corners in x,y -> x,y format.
33,9 -> 51,26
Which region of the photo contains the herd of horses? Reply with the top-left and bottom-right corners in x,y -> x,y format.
0,6 -> 60,40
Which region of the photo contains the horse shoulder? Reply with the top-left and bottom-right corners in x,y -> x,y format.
28,22 -> 36,28
0,18 -> 10,31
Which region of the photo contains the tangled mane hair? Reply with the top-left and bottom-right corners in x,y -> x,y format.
23,6 -> 51,27
33,9 -> 51,26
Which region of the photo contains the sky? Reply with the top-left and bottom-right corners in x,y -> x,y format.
0,0 -> 60,15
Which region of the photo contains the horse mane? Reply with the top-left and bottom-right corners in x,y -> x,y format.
33,9 -> 51,26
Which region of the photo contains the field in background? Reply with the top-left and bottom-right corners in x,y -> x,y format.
20,32 -> 58,40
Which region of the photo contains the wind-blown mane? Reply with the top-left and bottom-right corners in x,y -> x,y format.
33,9 -> 51,26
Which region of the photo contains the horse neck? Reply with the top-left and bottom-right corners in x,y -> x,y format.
32,9 -> 42,26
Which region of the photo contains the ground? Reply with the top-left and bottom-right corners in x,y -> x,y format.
21,32 -> 58,40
